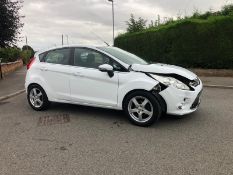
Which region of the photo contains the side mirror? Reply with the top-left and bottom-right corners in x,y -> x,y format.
98,64 -> 114,78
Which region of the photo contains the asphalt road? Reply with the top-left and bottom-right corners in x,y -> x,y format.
0,88 -> 233,175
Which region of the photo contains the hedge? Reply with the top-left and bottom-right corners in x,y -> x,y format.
0,47 -> 33,64
115,16 -> 233,69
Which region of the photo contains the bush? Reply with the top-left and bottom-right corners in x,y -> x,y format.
20,50 -> 33,64
0,47 -> 33,64
0,47 -> 21,63
115,15 -> 233,69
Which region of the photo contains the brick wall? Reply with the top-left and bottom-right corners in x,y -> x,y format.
1,60 -> 23,77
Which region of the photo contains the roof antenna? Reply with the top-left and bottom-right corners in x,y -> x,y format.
90,31 -> 110,46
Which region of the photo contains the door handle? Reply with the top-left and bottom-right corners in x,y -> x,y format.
73,72 -> 84,77
40,67 -> 48,71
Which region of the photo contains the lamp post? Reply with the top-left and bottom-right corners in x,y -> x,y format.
108,0 -> 115,46
0,58 -> 3,79
66,35 -> 69,45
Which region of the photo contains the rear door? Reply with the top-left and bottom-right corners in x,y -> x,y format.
39,48 -> 72,101
69,47 -> 121,107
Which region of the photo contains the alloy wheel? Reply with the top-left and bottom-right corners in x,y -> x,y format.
29,88 -> 43,108
128,96 -> 153,123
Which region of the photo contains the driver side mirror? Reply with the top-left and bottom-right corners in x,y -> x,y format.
98,64 -> 114,78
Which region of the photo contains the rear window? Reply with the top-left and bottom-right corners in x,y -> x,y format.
41,48 -> 71,65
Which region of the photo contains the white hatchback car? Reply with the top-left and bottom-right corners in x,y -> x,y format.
25,46 -> 203,126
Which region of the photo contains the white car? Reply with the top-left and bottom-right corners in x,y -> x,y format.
25,45 -> 203,126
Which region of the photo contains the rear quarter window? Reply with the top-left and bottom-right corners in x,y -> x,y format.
39,53 -> 45,61
43,48 -> 71,65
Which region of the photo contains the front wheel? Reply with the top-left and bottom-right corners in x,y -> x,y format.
124,91 -> 162,127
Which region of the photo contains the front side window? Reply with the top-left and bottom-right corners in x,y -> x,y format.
74,48 -> 109,69
43,48 -> 71,65
74,48 -> 124,71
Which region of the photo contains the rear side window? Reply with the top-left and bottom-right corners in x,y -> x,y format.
39,53 -> 45,61
42,48 -> 71,65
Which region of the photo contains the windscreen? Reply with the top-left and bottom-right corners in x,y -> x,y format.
98,47 -> 148,65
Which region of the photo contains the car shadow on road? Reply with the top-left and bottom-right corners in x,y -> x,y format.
161,114 -> 195,122
44,102 -> 201,128
49,102 -> 127,122
157,110 -> 202,128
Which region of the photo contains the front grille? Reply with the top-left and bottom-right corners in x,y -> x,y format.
190,91 -> 202,109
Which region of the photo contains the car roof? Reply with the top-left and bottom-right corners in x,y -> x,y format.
35,45 -> 109,56
34,45 -> 130,69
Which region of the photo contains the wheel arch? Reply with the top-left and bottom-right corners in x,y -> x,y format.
27,83 -> 49,99
28,83 -> 44,91
122,89 -> 167,113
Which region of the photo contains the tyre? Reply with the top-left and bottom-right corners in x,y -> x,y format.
27,84 -> 50,111
123,91 -> 162,127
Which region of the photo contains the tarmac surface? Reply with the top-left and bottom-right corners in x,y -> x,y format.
0,87 -> 233,175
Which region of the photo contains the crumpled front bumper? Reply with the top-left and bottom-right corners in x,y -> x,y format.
159,80 -> 203,116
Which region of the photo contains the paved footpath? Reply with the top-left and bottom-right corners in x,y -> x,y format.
0,67 -> 26,97
200,76 -> 233,87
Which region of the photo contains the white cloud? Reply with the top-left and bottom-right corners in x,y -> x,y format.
18,0 -> 232,51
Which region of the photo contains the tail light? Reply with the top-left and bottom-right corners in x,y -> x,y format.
27,57 -> 35,70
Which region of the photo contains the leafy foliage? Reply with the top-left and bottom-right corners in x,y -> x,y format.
0,47 -> 21,63
115,5 -> 233,69
0,0 -> 24,47
22,45 -> 35,58
126,14 -> 147,33
0,45 -> 34,64
20,49 -> 33,64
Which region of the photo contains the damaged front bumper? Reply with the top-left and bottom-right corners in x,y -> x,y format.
159,80 -> 203,116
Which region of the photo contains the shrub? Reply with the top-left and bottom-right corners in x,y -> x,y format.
0,47 -> 21,63
20,50 -> 33,64
0,47 -> 33,64
115,16 -> 233,69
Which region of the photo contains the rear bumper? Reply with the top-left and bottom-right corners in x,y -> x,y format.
159,80 -> 203,116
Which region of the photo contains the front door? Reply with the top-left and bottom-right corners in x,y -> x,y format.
70,48 -> 119,107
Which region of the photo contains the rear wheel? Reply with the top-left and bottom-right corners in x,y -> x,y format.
27,85 -> 50,111
124,91 -> 162,127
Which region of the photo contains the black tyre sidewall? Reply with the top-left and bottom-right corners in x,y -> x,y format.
27,85 -> 50,111
124,91 -> 162,127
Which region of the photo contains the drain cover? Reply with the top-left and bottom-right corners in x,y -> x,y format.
38,114 -> 70,126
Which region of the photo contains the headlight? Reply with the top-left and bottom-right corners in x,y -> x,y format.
150,74 -> 190,90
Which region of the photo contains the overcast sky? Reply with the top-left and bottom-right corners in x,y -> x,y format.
18,0 -> 232,51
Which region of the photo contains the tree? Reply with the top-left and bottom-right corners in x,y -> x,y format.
22,45 -> 34,52
126,14 -> 147,33
221,4 -> 233,16
0,0 -> 24,48
22,45 -> 35,57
